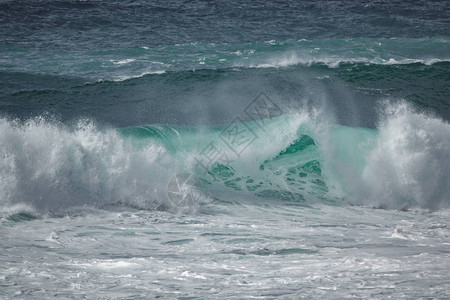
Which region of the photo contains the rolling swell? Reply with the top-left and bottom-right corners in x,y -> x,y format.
1,61 -> 450,128
2,38 -> 449,128
2,37 -> 449,81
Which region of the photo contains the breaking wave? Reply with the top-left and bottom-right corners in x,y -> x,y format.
1,101 -> 449,217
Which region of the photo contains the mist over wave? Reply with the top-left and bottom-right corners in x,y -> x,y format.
328,101 -> 450,210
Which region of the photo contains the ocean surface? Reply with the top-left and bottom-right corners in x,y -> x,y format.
1,0 -> 450,298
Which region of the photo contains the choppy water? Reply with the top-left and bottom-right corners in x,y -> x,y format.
1,0 -> 450,298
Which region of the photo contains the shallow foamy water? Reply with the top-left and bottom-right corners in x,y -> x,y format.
1,204 -> 449,299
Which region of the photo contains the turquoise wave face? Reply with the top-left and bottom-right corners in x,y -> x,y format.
118,106 -> 449,211
120,120 -> 334,204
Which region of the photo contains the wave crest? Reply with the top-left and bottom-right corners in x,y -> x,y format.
0,118 -> 174,214
360,102 -> 450,209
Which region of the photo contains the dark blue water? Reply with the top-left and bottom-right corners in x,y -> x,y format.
2,0 -> 449,49
1,0 -> 449,127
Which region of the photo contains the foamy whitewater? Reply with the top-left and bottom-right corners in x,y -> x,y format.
1,0 -> 450,298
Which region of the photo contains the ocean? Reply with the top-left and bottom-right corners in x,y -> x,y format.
1,0 -> 450,298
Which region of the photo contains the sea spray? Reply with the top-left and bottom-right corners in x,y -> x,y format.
0,117 -> 174,214
359,101 -> 450,209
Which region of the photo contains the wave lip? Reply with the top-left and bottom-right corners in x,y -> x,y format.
358,102 -> 450,210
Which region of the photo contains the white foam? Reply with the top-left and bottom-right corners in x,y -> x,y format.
111,58 -> 136,65
111,70 -> 166,82
245,53 -> 449,69
359,102 -> 450,209
0,118 -> 176,213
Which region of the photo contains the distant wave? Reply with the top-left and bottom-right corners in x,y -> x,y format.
1,37 -> 448,81
244,55 -> 448,69
107,70 -> 166,82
